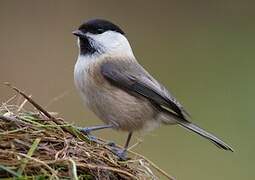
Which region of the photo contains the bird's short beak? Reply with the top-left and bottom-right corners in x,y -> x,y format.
72,30 -> 85,37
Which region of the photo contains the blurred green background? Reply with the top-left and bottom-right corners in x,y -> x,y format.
0,0 -> 254,179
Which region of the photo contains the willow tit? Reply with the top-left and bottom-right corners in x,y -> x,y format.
73,19 -> 233,159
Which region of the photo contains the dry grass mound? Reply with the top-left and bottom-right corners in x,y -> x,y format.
0,84 -> 174,180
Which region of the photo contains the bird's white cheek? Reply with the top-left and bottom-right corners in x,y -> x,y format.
87,31 -> 135,57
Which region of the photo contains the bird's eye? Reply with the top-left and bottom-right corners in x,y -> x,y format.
96,28 -> 105,34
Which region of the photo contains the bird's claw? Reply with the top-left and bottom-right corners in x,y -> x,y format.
79,127 -> 92,134
87,135 -> 98,142
78,127 -> 100,143
110,146 -> 128,161
78,127 -> 129,160
107,141 -> 116,147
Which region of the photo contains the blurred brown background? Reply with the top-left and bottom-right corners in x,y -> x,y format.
1,1 -> 254,179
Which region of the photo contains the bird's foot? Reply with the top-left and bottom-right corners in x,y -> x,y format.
107,141 -> 116,147
79,127 -> 93,134
108,143 -> 128,161
77,126 -> 129,160
78,127 -> 100,143
111,147 -> 127,161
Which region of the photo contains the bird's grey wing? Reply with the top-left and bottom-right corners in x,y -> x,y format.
100,60 -> 233,151
100,60 -> 188,119
156,82 -> 191,118
142,74 -> 191,118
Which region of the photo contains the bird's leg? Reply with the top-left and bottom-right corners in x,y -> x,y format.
110,132 -> 133,160
79,124 -> 114,134
78,124 -> 114,142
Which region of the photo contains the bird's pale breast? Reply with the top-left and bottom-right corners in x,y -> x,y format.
74,57 -> 159,131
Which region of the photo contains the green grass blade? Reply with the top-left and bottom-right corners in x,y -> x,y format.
0,164 -> 20,177
17,138 -> 41,176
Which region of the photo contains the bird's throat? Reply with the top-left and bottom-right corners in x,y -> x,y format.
79,37 -> 97,56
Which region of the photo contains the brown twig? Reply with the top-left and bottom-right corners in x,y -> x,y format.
3,82 -> 90,143
4,82 -> 55,120
77,163 -> 138,179
129,150 -> 176,180
0,114 -> 32,127
90,136 -> 175,180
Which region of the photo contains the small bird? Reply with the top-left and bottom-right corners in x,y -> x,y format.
73,19 -> 233,159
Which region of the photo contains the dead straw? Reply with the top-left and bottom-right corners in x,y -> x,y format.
0,83 -> 175,179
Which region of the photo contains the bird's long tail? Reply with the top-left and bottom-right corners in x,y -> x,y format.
177,120 -> 233,151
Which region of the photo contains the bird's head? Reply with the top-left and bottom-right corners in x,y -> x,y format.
73,19 -> 133,57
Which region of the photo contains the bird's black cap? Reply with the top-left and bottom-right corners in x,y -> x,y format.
75,19 -> 125,35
